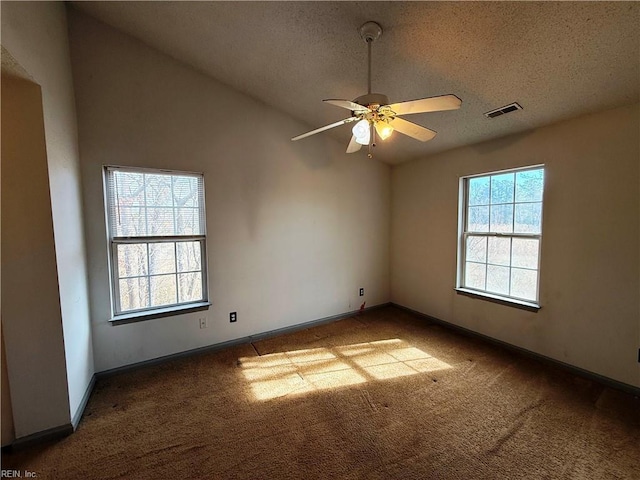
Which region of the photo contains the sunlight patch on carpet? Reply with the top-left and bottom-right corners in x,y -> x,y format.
239,338 -> 451,401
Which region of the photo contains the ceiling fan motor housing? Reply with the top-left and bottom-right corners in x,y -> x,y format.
354,93 -> 389,108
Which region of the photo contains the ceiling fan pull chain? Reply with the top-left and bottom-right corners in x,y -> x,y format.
368,121 -> 375,158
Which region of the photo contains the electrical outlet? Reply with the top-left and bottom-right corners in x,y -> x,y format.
359,288 -> 364,297
199,317 -> 207,329
230,312 -> 237,323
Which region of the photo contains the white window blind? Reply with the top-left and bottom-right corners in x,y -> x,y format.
104,167 -> 207,316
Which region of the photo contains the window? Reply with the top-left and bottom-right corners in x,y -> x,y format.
104,166 -> 208,318
457,166 -> 544,307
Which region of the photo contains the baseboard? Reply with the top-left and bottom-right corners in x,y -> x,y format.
97,336 -> 256,378
247,302 -> 392,343
4,423 -> 74,451
72,374 -> 97,430
8,301 -> 633,453
2,304 -> 391,450
392,303 -> 640,397
98,302 -> 392,378
3,374 -> 97,451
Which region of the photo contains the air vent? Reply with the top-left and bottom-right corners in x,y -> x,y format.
484,102 -> 523,119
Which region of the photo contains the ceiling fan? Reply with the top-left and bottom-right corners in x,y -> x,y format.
291,21 -> 462,158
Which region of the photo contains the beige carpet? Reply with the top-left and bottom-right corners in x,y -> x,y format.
3,306 -> 639,479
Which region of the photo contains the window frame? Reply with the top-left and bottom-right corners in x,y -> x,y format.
103,165 -> 210,322
456,165 -> 544,310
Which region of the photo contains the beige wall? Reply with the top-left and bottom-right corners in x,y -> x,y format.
1,1 -> 94,423
391,103 -> 640,387
1,328 -> 15,446
1,75 -> 71,436
68,10 -> 390,372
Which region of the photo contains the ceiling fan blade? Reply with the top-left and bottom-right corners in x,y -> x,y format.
346,135 -> 362,153
387,94 -> 462,116
291,117 -> 356,141
324,99 -> 371,113
390,117 -> 437,142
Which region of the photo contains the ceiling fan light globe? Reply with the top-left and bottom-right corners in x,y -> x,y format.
355,134 -> 370,146
375,121 -> 394,140
352,119 -> 371,145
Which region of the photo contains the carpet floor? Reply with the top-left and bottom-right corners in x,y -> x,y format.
2,306 -> 639,479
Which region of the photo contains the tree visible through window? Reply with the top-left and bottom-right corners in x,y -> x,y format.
458,166 -> 544,304
104,167 -> 207,316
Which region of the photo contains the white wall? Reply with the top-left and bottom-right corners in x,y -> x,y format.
1,75 -> 71,437
391,103 -> 640,387
1,1 -> 94,426
68,10 -> 390,372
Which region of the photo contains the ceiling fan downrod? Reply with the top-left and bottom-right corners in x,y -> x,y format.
359,21 -> 382,95
359,21 -> 383,158
368,39 -> 372,94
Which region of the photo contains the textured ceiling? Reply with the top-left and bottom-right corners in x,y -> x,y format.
70,1 -> 639,165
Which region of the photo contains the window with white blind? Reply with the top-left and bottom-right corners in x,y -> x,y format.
104,166 -> 208,318
457,166 -> 544,308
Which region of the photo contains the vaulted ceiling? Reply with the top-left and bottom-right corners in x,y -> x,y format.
70,1 -> 639,164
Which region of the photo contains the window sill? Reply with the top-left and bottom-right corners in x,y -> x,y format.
110,302 -> 211,325
454,288 -> 540,312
